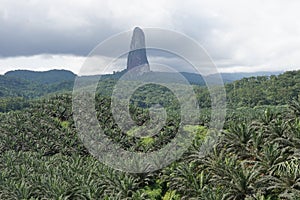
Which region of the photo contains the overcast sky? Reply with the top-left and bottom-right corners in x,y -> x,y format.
0,0 -> 300,75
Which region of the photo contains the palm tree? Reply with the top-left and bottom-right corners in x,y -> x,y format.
259,160 -> 300,199
165,162 -> 209,199
221,122 -> 254,160
200,148 -> 260,199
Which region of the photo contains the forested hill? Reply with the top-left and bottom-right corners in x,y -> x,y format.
0,70 -> 75,111
0,70 -> 75,99
0,69 -> 299,110
5,69 -> 76,85
225,70 -> 300,107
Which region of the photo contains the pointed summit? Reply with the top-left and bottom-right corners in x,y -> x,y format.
127,27 -> 150,73
130,27 -> 146,50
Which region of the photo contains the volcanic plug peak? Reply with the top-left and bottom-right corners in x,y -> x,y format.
130,27 -> 146,50
126,27 -> 150,73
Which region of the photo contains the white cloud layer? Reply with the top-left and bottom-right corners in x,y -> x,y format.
0,0 -> 300,74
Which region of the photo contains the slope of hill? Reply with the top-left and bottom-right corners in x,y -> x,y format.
0,68 -> 300,199
0,68 -> 292,111
0,69 -> 282,98
225,70 -> 300,107
5,69 -> 76,85
0,73 -> 74,112
0,75 -> 42,98
0,68 -> 297,112
0,82 -> 299,199
0,70 -> 75,99
96,69 -> 300,108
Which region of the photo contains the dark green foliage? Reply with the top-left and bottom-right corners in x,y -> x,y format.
0,70 -> 75,112
0,94 -> 299,199
193,70 -> 300,109
0,74 -> 74,100
0,75 -> 39,98
1,69 -> 300,199
226,70 -> 300,107
0,97 -> 30,112
5,69 -> 76,85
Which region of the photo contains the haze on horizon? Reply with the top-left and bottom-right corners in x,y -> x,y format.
1,0 -> 300,75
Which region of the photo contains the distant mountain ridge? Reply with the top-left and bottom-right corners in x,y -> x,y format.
0,69 -> 284,99
0,69 -> 75,98
5,69 -> 76,85
2,69 -> 282,85
208,71 -> 283,83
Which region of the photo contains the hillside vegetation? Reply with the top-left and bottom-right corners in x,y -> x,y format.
0,70 -> 300,199
5,69 -> 76,85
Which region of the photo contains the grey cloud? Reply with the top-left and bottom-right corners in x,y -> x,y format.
0,16 -> 120,57
0,0 -> 173,57
1,0 -> 300,73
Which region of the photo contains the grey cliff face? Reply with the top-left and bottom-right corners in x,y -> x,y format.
126,27 -> 150,73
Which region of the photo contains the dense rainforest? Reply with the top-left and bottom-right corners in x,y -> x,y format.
0,69 -> 300,199
0,70 -> 75,112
